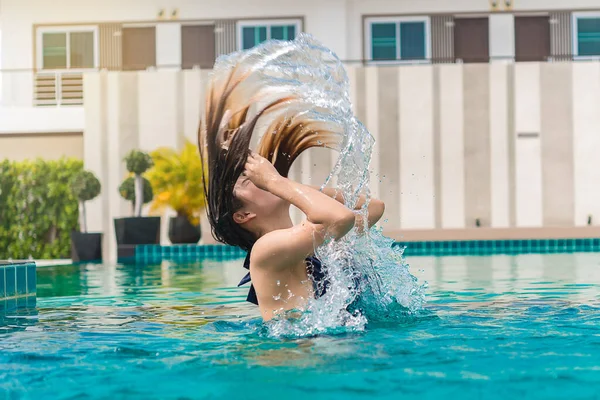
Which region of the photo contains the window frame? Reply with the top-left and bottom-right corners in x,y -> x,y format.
236,19 -> 302,51
36,25 -> 100,71
364,16 -> 431,65
572,12 -> 600,60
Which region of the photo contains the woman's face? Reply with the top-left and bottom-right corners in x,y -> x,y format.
233,175 -> 286,217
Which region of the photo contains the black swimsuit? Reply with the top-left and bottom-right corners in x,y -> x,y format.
237,251 -> 328,305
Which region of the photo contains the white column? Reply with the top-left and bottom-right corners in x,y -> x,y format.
439,64 -> 465,228
182,69 -> 204,145
365,67 -> 380,199
514,63 -> 543,227
82,72 -> 106,234
137,70 -> 180,151
399,65 -> 435,229
489,63 -> 510,227
573,63 -> 600,226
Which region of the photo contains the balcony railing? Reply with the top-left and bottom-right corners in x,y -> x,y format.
34,71 -> 85,107
0,55 -> 598,108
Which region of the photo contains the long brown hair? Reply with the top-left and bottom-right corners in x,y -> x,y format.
199,58 -> 342,251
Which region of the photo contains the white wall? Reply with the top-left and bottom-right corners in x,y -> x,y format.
489,14 -> 515,61
0,106 -> 84,133
156,23 -> 182,69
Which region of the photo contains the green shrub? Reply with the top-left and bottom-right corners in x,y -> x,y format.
0,158 -> 83,259
71,170 -> 101,202
119,176 -> 153,208
124,150 -> 153,175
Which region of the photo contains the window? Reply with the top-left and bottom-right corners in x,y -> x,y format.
366,17 -> 430,62
237,19 -> 301,50
37,26 -> 98,70
573,13 -> 600,58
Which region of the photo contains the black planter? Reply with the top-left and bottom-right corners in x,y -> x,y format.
114,217 -> 161,245
168,215 -> 201,244
71,232 -> 103,263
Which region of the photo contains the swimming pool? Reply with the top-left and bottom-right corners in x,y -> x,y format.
1,253 -> 599,399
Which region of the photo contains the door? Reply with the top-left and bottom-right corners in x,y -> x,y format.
454,18 -> 490,63
182,25 -> 216,69
515,16 -> 550,62
122,27 -> 156,71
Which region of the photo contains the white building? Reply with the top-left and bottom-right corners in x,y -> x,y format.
2,0 -> 600,259
2,0 -> 600,108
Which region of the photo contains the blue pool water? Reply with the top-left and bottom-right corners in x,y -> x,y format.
1,254 -> 599,399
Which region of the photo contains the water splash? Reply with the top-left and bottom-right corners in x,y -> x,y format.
212,34 -> 426,337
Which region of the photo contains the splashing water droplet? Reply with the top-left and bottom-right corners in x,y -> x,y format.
215,34 -> 426,338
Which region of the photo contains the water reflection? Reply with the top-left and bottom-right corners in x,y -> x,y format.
416,253 -> 599,304
3,253 -> 596,337
2,254 -> 599,399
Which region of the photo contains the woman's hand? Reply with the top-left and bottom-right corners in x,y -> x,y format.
244,152 -> 282,191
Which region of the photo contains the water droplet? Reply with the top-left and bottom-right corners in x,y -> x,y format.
276,280 -> 281,286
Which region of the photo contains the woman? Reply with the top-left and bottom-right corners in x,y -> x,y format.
200,55 -> 385,322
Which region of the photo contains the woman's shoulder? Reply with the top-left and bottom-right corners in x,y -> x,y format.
249,225 -> 311,271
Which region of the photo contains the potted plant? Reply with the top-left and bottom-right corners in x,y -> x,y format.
70,170 -> 103,262
146,140 -> 206,244
113,151 -> 161,248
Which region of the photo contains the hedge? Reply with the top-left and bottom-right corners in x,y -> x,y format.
0,158 -> 83,259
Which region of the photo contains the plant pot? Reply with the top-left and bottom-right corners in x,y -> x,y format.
71,231 -> 103,263
114,217 -> 161,245
168,215 -> 201,244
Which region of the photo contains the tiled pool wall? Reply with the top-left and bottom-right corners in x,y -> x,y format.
395,238 -> 600,256
135,244 -> 246,264
0,261 -> 36,310
134,238 -> 600,263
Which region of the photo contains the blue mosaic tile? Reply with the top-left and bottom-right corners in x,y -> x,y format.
134,244 -> 247,264
16,265 -> 26,295
27,264 -> 36,294
17,297 -> 27,309
0,267 -> 4,298
4,298 -> 17,311
398,237 -> 600,257
133,237 -> 600,263
0,262 -> 36,308
5,266 -> 15,297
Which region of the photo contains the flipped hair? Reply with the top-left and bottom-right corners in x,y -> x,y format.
199,60 -> 342,251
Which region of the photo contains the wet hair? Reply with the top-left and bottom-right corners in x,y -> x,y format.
199,64 -> 342,251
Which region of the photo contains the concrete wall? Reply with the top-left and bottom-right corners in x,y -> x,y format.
0,107 -> 84,133
82,62 -> 600,260
0,132 -> 83,161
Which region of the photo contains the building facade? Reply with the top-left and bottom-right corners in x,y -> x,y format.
2,0 -> 600,108
2,0 -> 600,259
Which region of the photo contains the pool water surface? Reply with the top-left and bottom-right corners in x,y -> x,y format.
1,254 -> 599,399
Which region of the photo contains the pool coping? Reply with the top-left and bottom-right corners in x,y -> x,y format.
384,226 -> 600,241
